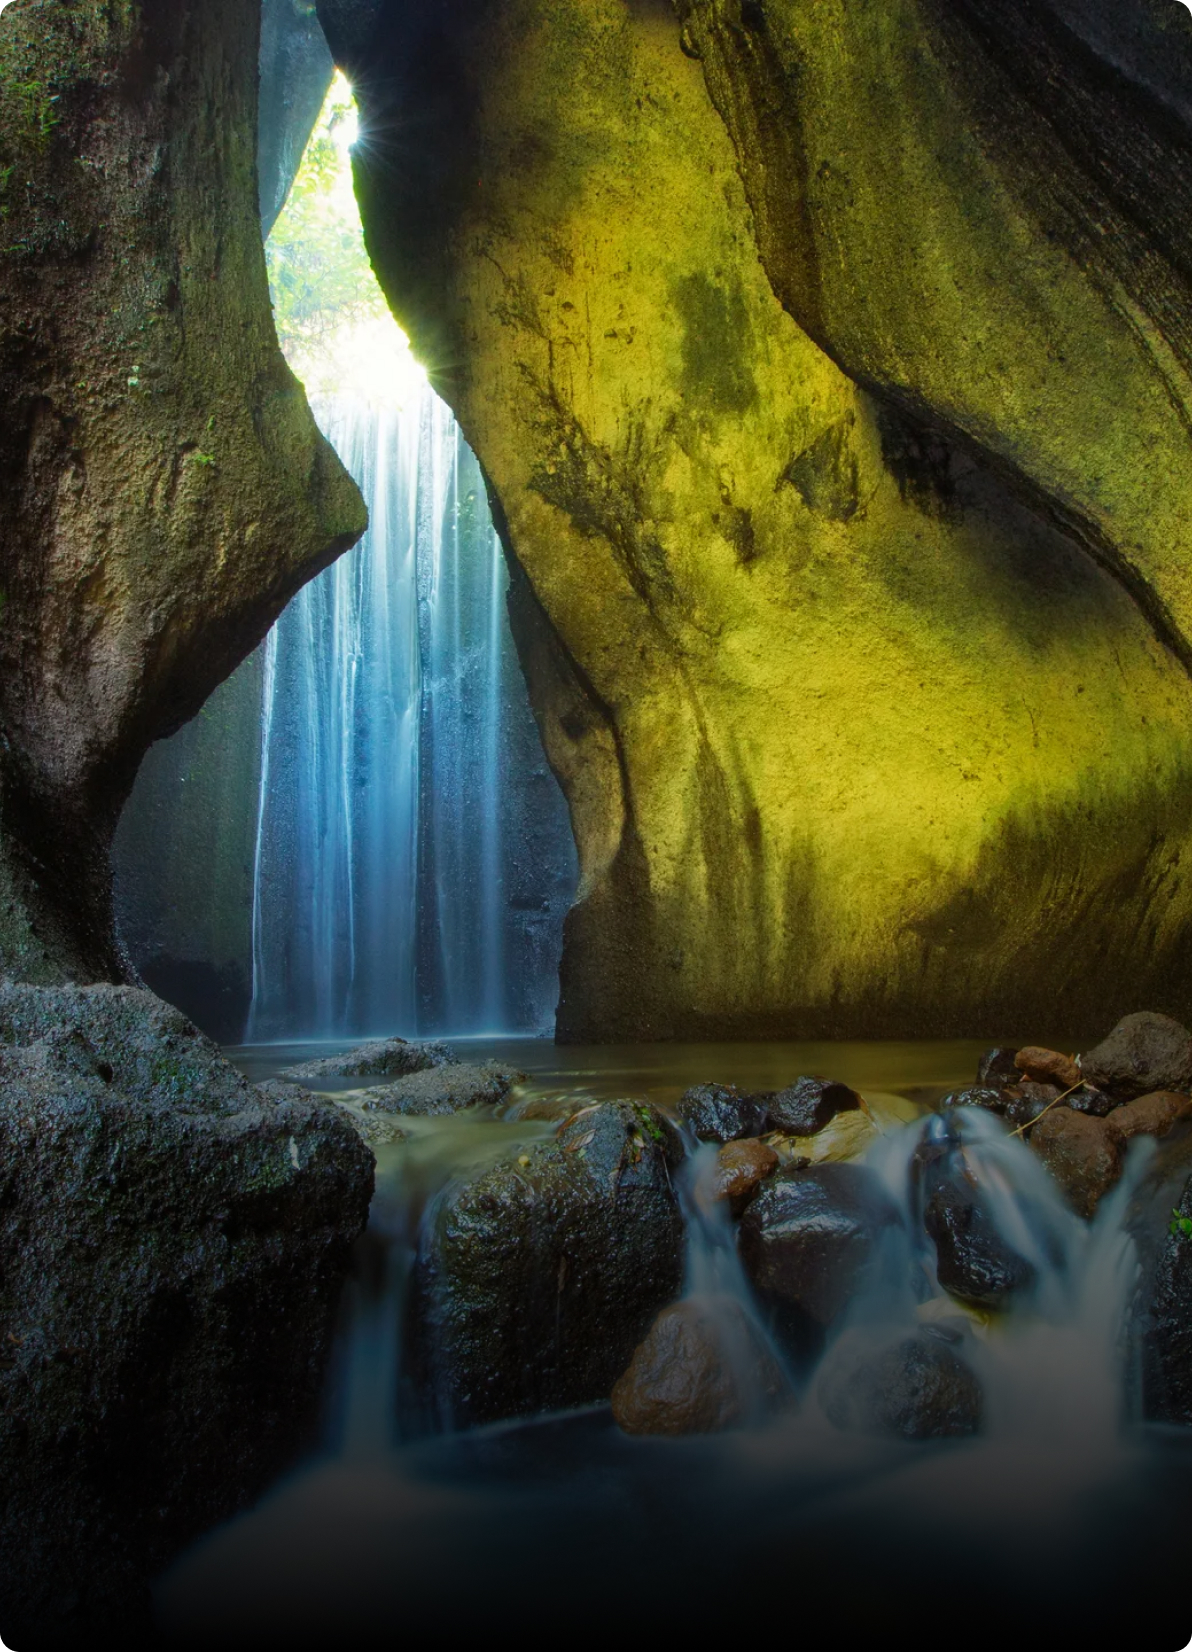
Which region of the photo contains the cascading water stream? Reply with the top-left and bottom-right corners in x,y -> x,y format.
244,383 -> 576,1043
794,1105 -> 1155,1498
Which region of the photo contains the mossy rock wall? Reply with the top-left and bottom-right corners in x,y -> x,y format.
113,650 -> 264,1043
321,0 -> 1192,1041
0,0 -> 364,986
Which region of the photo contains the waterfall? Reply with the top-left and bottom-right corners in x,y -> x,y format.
246,384 -> 575,1043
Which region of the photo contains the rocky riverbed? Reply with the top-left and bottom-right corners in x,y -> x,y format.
262,1010 -> 1192,1443
8,1005 -> 1192,1646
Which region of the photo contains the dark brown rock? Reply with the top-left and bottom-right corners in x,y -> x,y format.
1108,1091 -> 1192,1143
407,1102 -> 685,1428
710,1138 -> 780,1212
676,1083 -> 771,1144
976,1047 -> 1023,1088
739,1164 -> 899,1330
1031,1107 -> 1124,1219
1065,1083 -> 1117,1119
915,1114 -> 1037,1308
766,1077 -> 863,1137
1081,1013 -> 1192,1101
1003,1081 -> 1062,1131
1128,1130 -> 1192,1425
820,1333 -> 983,1440
1015,1046 -> 1081,1089
611,1297 -> 784,1436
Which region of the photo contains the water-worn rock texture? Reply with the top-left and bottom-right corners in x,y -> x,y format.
326,0 -> 1192,1040
611,1296 -> 783,1435
819,1333 -> 983,1441
0,983 -> 374,1645
408,1102 -> 685,1427
0,0 -> 364,987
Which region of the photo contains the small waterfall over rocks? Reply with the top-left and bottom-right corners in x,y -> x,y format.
246,383 -> 577,1042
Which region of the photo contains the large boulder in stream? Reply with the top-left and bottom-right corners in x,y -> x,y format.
819,1332 -> 984,1441
676,1084 -> 771,1144
281,1037 -> 455,1081
766,1077 -> 863,1137
407,1102 -> 685,1427
0,984 -> 374,1646
611,1297 -> 785,1436
738,1164 -> 900,1354
914,1115 -> 1038,1309
1030,1107 -> 1124,1220
359,1062 -> 523,1117
1081,1013 -> 1192,1102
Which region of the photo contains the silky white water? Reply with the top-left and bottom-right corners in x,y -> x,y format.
245,386 -> 576,1042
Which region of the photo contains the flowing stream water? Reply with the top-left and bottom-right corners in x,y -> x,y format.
156,1039 -> 1192,1648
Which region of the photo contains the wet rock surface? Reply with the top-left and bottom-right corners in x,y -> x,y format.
1110,1091 -> 1192,1142
0,984 -> 374,1645
916,1117 -> 1037,1308
1062,1083 -> 1116,1119
820,1334 -> 983,1441
766,1076 -> 863,1137
941,1086 -> 1008,1114
1003,1081 -> 1062,1131
1128,1127 -> 1192,1425
1081,1013 -> 1192,1101
359,1062 -> 524,1117
676,1083 -> 770,1143
710,1139 -> 780,1213
977,1048 -> 1023,1088
407,1102 -> 685,1427
281,1037 -> 454,1081
739,1165 -> 900,1344
611,1297 -> 784,1436
1015,1047 -> 1081,1089
1030,1107 -> 1124,1220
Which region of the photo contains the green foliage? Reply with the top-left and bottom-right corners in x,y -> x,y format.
265,78 -> 388,367
634,1104 -> 666,1145
8,80 -> 60,149
1170,1208 -> 1192,1241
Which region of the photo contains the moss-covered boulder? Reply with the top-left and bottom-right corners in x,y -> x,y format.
0,982 -> 374,1645
325,0 -> 1192,1039
0,0 -> 364,986
407,1101 -> 685,1427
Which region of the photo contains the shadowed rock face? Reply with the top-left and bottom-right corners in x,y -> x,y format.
0,0 -> 364,987
0,983 -> 374,1646
321,0 -> 1192,1041
259,0 -> 334,235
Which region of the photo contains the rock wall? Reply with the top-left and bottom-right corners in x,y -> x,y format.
0,0 -> 364,988
113,651 -> 265,1043
259,0 -> 333,235
321,0 -> 1192,1040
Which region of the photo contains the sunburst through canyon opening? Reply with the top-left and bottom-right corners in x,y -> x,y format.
114,75 -> 578,1044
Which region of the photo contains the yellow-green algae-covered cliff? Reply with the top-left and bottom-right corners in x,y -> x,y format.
316,0 -> 1192,1040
